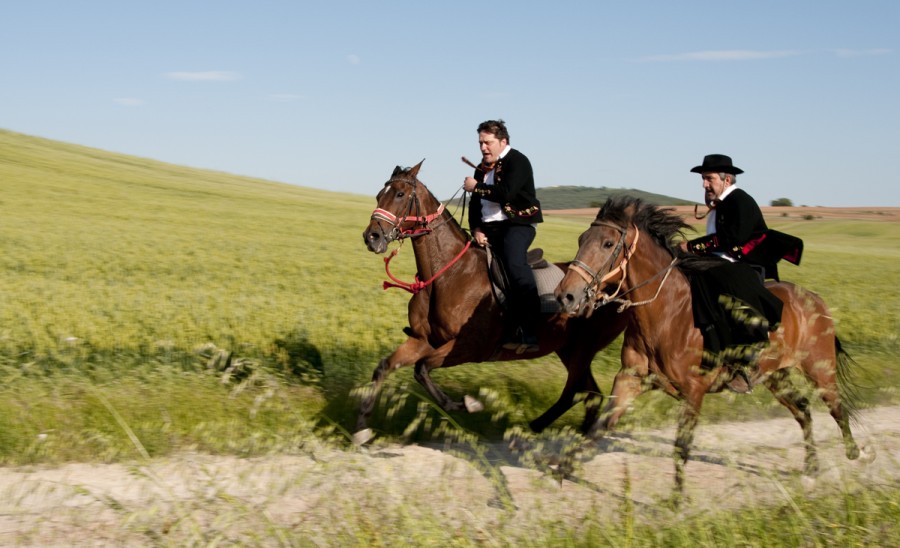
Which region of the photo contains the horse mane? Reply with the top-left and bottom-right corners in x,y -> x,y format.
595,195 -> 723,273
595,196 -> 689,255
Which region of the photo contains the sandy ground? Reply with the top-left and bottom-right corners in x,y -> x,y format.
1,405 -> 897,544
547,205 -> 900,223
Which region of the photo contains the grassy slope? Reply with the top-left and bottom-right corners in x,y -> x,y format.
1,128 -> 898,460
2,129 -> 898,544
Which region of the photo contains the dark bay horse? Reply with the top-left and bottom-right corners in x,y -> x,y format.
357,161 -> 628,443
555,196 -> 871,493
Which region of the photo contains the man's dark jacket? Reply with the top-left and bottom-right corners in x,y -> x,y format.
687,187 -> 802,280
468,148 -> 543,229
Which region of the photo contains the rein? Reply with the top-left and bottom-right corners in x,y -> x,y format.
371,175 -> 471,294
599,257 -> 679,312
382,240 -> 472,294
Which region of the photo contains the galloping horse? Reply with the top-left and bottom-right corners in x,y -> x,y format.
357,161 -> 627,442
555,196 -> 869,493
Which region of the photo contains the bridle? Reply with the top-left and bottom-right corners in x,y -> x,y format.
370,176 -> 447,242
567,221 -> 680,312
369,174 -> 471,294
567,221 -> 637,306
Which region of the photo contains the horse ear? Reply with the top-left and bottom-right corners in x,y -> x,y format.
391,165 -> 403,177
409,159 -> 426,178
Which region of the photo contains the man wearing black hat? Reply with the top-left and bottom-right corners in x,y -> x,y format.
682,154 -> 789,393
686,154 -> 779,279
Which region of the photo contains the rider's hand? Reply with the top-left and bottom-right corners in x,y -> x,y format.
473,229 -> 488,247
463,177 -> 478,192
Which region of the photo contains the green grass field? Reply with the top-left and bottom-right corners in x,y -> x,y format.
2,128 -> 898,544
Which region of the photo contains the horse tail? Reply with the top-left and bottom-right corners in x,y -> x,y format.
834,336 -> 861,424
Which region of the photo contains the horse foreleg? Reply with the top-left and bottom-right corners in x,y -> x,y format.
354,338 -> 433,443
529,367 -> 601,434
588,367 -> 644,439
355,357 -> 392,436
764,369 -> 818,475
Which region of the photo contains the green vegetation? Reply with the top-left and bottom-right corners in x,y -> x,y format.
771,197 -> 794,206
1,128 -> 899,544
541,185 -> 694,209
447,184 -> 693,211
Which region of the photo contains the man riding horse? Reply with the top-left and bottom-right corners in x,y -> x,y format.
463,120 -> 543,353
682,154 -> 803,392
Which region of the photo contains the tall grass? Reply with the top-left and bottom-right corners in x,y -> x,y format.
1,127 -> 898,460
2,129 -> 899,544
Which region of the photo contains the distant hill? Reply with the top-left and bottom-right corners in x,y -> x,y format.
536,185 -> 694,210
446,185 -> 694,210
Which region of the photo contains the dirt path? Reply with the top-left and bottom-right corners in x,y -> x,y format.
1,406 -> 897,544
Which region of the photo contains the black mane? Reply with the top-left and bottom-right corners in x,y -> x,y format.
595,196 -> 691,255
595,195 -> 728,273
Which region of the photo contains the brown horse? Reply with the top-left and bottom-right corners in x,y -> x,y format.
555,196 -> 870,493
357,161 -> 628,443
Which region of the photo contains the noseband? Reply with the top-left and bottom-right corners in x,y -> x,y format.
567,221 -> 640,305
370,176 -> 446,241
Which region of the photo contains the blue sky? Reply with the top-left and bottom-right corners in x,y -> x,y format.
3,1 -> 898,207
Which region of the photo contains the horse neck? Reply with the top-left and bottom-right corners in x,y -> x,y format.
623,232 -> 690,316
409,205 -> 471,280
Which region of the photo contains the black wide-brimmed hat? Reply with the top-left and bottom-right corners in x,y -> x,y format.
690,154 -> 744,175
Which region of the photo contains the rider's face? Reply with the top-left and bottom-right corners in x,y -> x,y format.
701,172 -> 729,203
478,132 -> 507,165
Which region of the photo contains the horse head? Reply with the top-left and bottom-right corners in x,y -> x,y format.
555,198 -> 643,317
557,196 -> 691,317
363,160 -> 445,254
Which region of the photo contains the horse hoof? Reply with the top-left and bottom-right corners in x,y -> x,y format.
352,428 -> 375,446
857,445 -> 876,463
464,395 -> 484,413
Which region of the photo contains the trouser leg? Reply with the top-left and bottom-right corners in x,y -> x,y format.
497,224 -> 539,335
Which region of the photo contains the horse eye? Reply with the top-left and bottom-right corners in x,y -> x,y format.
395,191 -> 405,199
603,241 -> 614,249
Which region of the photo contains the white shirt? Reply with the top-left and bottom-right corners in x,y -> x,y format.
480,145 -> 512,223
706,184 -> 739,262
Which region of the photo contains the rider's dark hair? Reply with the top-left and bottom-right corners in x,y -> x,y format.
477,119 -> 510,143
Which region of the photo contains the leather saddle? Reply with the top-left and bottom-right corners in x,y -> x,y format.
487,247 -> 564,314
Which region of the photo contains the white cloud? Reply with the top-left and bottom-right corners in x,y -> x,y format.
640,49 -> 804,62
165,71 -> 242,81
113,98 -> 145,107
267,93 -> 304,102
346,54 -> 361,65
833,48 -> 891,58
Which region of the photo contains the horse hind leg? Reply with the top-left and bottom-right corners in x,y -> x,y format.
764,369 -> 818,476
413,361 -> 471,414
579,372 -> 605,434
529,346 -> 603,434
815,341 -> 863,461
